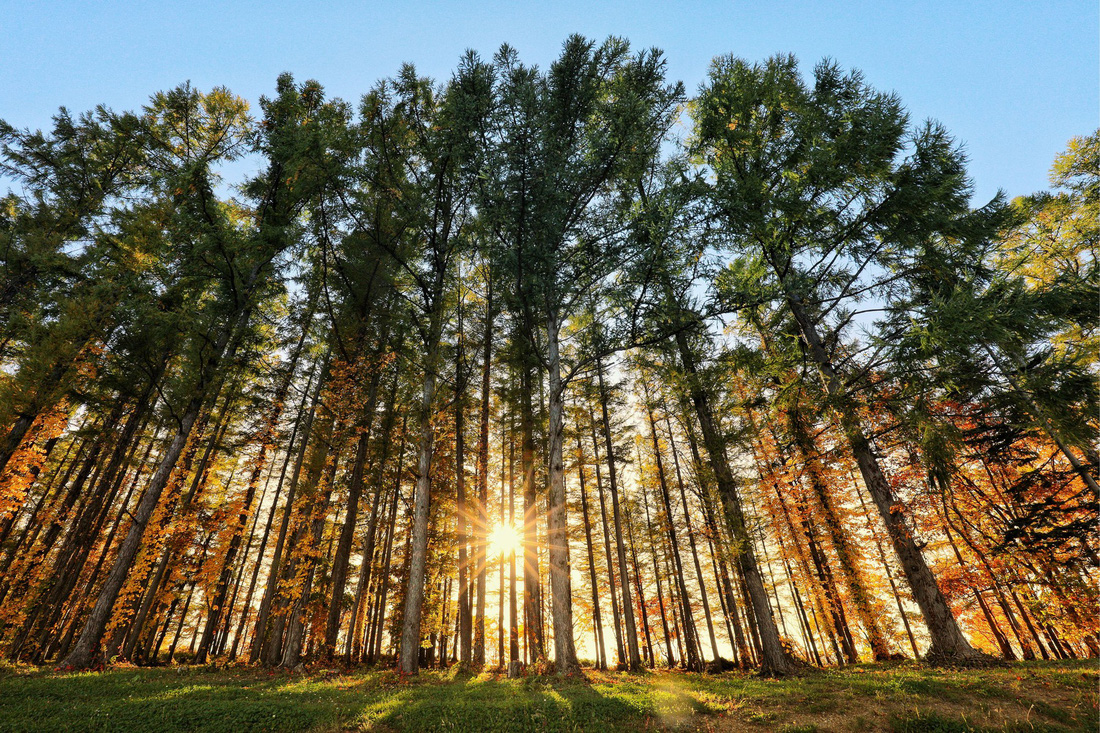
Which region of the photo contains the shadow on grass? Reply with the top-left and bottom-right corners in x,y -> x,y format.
0,667 -> 387,732
0,668 -> 681,733
2,659 -> 1092,732
374,674 -> 699,732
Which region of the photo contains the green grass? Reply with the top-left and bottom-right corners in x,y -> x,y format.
0,659 -> 1094,732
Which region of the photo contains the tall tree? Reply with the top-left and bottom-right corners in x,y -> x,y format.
478,36 -> 681,674
691,54 -> 994,661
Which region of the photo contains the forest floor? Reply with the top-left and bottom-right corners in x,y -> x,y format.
0,658 -> 1094,732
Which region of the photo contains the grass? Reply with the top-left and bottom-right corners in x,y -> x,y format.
0,659 -> 1094,732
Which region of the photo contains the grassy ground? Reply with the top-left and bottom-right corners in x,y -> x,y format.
0,659 -> 1094,732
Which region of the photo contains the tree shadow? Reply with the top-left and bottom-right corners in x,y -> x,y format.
0,666 -> 721,732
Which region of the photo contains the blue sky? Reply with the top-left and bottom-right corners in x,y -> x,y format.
3,1 -> 1096,203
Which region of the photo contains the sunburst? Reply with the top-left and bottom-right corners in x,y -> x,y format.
487,523 -> 522,557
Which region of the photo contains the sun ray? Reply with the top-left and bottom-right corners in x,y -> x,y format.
487,523 -> 522,558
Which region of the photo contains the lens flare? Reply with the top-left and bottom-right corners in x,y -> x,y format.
487,523 -> 522,557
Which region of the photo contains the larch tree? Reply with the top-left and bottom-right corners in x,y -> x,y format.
691,54 -> 997,662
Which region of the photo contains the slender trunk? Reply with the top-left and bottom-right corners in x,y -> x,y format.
519,365 -> 545,661
250,356 -> 327,663
473,285 -> 493,667
681,420 -> 751,668
947,502 -> 1035,660
397,301 -> 444,674
622,477 -> 654,668
787,403 -> 890,660
784,290 -> 978,661
508,408 -> 519,664
659,406 -> 721,667
673,329 -> 789,675
368,429 -> 407,664
943,524 -> 1014,659
776,530 -> 822,666
853,472 -> 920,658
645,404 -> 701,671
216,454 -> 277,657
59,396 -> 203,669
229,366 -> 315,660
456,399 -> 472,665
577,425 -> 607,670
596,357 -> 641,671
545,313 -> 580,675
323,344 -> 389,660
640,475 -> 674,667
497,418 -> 507,667
279,451 -> 341,668
590,415 -> 624,667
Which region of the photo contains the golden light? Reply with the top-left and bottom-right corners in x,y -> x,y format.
487,523 -> 522,558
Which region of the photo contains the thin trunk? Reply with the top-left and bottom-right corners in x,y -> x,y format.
673,329 -> 789,675
622,477 -> 654,668
853,472 -> 920,658
229,366 -> 315,660
596,357 -> 641,671
660,407 -> 720,667
943,523 -> 1015,659
508,408 -> 519,664
59,396 -> 204,668
369,429 -> 407,664
323,344 -> 388,661
590,416 -> 624,667
640,475 -> 674,667
473,283 -> 493,668
250,355 -> 327,663
787,403 -> 890,660
519,365 -> 545,661
645,404 -> 701,671
397,298 -> 445,674
577,426 -> 607,670
545,312 -> 580,674
784,290 -> 978,661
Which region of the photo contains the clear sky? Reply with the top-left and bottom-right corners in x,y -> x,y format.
3,1 -> 1096,203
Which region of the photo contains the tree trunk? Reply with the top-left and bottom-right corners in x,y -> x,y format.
645,404 -> 701,671
673,329 -> 789,676
622,480 -> 654,668
590,415 -> 625,667
660,406 -> 721,667
229,364 -> 316,661
639,474 -> 674,667
545,312 -> 580,675
519,365 -> 545,661
59,392 -> 206,669
596,357 -> 642,671
853,473 -> 920,658
322,345 -> 387,661
250,355 -> 328,663
787,403 -> 891,661
397,305 -> 444,674
784,290 -> 980,662
473,285 -> 493,668
576,425 -> 607,670
507,408 -> 519,664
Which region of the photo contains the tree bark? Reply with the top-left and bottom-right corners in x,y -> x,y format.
545,312 -> 580,675
787,403 -> 891,660
576,424 -> 607,670
673,329 -> 790,676
596,357 -> 642,671
784,290 -> 980,661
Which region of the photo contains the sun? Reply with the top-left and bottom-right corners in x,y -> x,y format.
487,523 -> 522,557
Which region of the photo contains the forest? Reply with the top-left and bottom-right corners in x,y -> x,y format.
0,35 -> 1095,708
